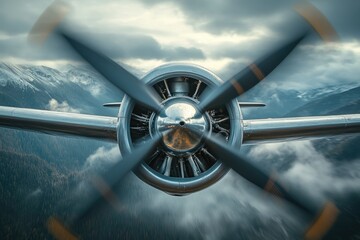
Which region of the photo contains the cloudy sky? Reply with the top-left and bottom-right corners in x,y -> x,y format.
1,0 -> 360,88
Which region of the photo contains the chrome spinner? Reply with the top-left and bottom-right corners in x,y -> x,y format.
152,97 -> 211,155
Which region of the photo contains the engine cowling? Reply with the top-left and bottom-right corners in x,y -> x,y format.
118,63 -> 243,195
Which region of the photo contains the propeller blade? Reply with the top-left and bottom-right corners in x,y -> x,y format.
199,33 -> 306,112
49,132 -> 166,234
58,31 -> 163,112
28,1 -> 162,113
198,132 -> 339,239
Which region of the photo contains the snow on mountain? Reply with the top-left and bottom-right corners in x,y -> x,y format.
241,81 -> 360,119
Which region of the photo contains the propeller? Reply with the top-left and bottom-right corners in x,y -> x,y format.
198,32 -> 306,112
198,1 -> 339,113
47,131 -> 168,239
29,2 -> 341,240
58,31 -> 163,113
29,1 -> 163,113
193,130 -> 339,240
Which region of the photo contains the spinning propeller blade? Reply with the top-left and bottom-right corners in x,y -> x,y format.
198,33 -> 306,112
29,1 -> 163,113
48,131 -> 167,239
198,131 -> 339,240
198,1 -> 339,113
58,32 -> 163,113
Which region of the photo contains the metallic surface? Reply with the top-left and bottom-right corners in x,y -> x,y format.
0,106 -> 118,141
242,114 -> 360,144
155,98 -> 209,154
118,63 -> 243,194
169,77 -> 189,96
103,102 -> 121,107
238,102 -> 266,107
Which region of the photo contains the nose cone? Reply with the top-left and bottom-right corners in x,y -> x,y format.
156,99 -> 209,153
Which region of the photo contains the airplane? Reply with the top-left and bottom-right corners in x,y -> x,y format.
1,2 -> 359,240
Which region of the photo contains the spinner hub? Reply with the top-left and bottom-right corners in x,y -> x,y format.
152,97 -> 210,155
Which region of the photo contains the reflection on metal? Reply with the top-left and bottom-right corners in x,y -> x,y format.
163,156 -> 173,176
187,155 -> 200,176
179,158 -> 185,178
243,114 -> 360,144
0,106 -> 118,141
156,99 -> 208,153
238,102 -> 266,107
103,102 -> 121,107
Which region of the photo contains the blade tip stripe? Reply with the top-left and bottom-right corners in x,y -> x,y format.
91,176 -> 124,212
28,1 -> 70,45
305,202 -> 339,240
231,80 -> 245,95
264,176 -> 283,198
47,217 -> 78,240
295,3 -> 339,42
249,64 -> 265,81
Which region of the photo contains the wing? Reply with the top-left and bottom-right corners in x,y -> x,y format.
0,106 -> 118,142
242,114 -> 360,144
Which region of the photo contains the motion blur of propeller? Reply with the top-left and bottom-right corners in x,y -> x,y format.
29,1 -> 163,113
198,33 -> 306,112
58,32 -> 163,113
191,130 -> 339,240
198,2 -> 339,113
48,131 -> 168,240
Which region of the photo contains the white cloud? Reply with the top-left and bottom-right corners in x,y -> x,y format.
273,41 -> 360,91
46,98 -> 80,113
248,140 -> 360,200
131,170 -> 302,240
84,145 -> 121,169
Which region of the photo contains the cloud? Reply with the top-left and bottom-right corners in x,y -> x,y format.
90,33 -> 205,61
118,139 -> 360,240
248,140 -> 360,200
26,188 -> 43,198
139,0 -> 360,39
130,172 -> 304,240
46,98 -> 80,113
0,0 -> 47,36
217,40 -> 360,106
140,0 -> 294,35
84,145 -> 121,169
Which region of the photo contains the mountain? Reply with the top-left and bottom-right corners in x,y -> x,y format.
240,82 -> 359,119
285,86 -> 360,117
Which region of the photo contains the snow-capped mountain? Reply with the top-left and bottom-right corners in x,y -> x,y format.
0,63 -> 126,115
240,81 -> 360,119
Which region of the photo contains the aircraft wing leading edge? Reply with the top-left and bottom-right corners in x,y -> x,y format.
243,114 -> 360,144
0,106 -> 118,141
